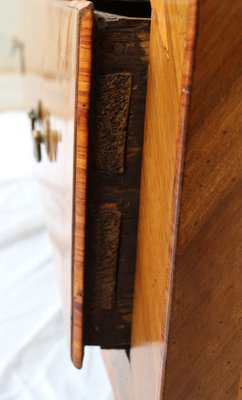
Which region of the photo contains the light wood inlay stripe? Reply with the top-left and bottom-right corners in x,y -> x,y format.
71,5 -> 93,369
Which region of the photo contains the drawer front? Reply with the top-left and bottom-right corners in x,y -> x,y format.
0,0 -> 150,368
0,0 -> 93,368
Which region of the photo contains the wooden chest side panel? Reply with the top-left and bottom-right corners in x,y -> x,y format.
130,0 -> 197,398
163,0 -> 242,398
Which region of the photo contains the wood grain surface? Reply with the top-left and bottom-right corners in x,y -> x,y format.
2,0 -> 241,390
102,0 -> 242,399
0,0 -> 93,369
84,10 -> 150,350
0,0 -> 88,117
130,0 -> 197,398
72,4 -> 93,369
102,350 -> 132,400
162,0 -> 242,398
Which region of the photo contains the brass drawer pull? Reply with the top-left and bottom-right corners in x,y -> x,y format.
29,102 -> 60,162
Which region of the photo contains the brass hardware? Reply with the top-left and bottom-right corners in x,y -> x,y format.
29,102 -> 60,162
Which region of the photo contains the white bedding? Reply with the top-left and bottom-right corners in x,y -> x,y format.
0,112 -> 114,400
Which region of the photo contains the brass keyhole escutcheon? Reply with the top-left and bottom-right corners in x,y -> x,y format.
29,102 -> 60,162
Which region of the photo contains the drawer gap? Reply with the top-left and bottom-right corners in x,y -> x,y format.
93,1 -> 151,18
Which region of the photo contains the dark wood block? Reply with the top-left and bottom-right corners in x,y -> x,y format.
84,10 -> 150,349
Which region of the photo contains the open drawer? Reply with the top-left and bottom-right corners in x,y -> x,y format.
0,0 -> 150,368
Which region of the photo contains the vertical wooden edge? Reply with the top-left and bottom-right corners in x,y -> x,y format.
71,3 -> 94,369
163,0 -> 199,342
162,0 -> 242,397
160,0 -> 199,395
130,0 -> 199,397
102,350 -> 132,400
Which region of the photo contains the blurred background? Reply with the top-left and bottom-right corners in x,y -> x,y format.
0,111 -> 114,400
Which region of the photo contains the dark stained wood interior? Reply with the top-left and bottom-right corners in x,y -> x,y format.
84,10 -> 150,349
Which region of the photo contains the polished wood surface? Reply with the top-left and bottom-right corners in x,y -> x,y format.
2,0 -> 241,390
72,4 -> 93,369
0,0 -> 86,117
163,0 -> 242,398
102,350 -> 131,400
103,0 -> 242,398
130,0 -> 197,398
101,0 -> 197,396
33,2 -> 93,370
0,0 -> 93,368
